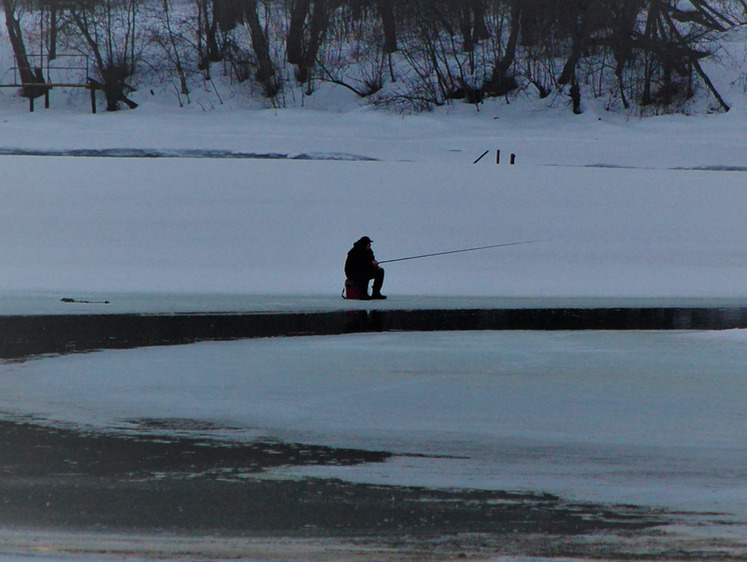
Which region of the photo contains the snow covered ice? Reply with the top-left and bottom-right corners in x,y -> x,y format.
0,151 -> 746,299
0,42 -> 746,561
3,329 -> 747,515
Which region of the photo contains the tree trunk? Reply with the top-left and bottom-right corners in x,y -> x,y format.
71,9 -> 138,111
376,0 -> 397,54
286,0 -> 310,65
641,0 -> 662,105
558,37 -> 582,85
300,0 -> 327,84
214,0 -> 244,31
661,8 -> 730,111
610,0 -> 644,108
459,3 -> 473,53
471,0 -> 489,41
558,1 -> 587,86
287,0 -> 327,85
570,80 -> 581,114
485,0 -> 520,95
2,0 -> 47,99
242,0 -> 276,93
49,1 -> 58,61
163,0 -> 189,98
206,14 -> 221,63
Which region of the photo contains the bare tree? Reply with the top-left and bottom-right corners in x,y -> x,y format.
242,0 -> 277,95
376,0 -> 397,53
67,0 -> 140,110
484,0 -> 520,96
2,0 -> 48,100
316,0 -> 390,97
287,0 -> 331,85
195,0 -> 221,71
161,0 -> 190,102
3,0 -> 740,113
633,0 -> 730,111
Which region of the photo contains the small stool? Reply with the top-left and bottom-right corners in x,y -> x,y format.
343,279 -> 363,299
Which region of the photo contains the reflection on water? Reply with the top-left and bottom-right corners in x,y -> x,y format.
1,305 -> 746,359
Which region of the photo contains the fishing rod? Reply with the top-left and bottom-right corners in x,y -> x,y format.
378,240 -> 544,265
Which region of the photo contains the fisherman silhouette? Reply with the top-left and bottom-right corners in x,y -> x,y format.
344,236 -> 386,300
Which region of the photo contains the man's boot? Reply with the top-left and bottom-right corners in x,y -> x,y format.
371,268 -> 386,299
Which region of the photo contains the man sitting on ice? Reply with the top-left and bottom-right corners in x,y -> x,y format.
344,236 -> 386,300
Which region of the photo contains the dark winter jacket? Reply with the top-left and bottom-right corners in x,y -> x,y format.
345,239 -> 377,282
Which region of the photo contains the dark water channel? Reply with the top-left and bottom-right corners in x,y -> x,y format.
1,306 -> 746,359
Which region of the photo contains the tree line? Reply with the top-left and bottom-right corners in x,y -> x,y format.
2,0 -> 745,112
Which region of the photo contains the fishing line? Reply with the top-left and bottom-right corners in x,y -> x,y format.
378,240 -> 544,264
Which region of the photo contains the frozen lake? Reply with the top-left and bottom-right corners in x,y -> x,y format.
2,328 -> 746,524
2,291 -> 747,315
0,65 -> 745,558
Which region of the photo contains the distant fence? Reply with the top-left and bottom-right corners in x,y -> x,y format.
1,53 -> 99,113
